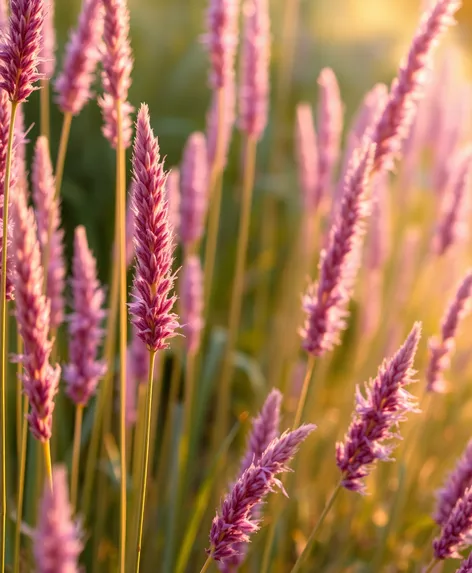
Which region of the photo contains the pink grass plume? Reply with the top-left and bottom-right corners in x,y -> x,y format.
295,103 -> 319,212
180,132 -> 208,247
238,0 -> 270,140
316,68 -> 343,204
32,136 -> 66,330
336,323 -> 421,493
129,104 -> 179,352
55,0 -> 104,116
204,0 -> 240,90
220,388 -> 282,571
34,466 -> 82,572
456,553 -> 472,573
300,138 -> 375,357
433,146 -> 472,257
207,424 -> 316,562
426,270 -> 472,393
39,0 -> 55,79
64,226 -> 107,406
0,0 -> 45,103
13,192 -> 60,441
435,439 -> 472,527
180,255 -> 204,355
373,0 -> 462,172
99,0 -> 134,148
434,486 -> 472,559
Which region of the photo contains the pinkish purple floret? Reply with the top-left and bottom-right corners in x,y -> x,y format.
55,0 -> 104,116
64,226 -> 107,407
295,103 -> 319,212
208,424 -> 316,562
34,466 -> 82,572
300,139 -> 374,357
434,486 -> 472,559
456,552 -> 472,573
13,193 -> 60,442
99,0 -> 134,148
0,0 -> 44,103
426,270 -> 472,393
336,323 -> 421,493
180,132 -> 208,247
180,255 -> 204,354
32,136 -> 66,330
435,439 -> 472,527
204,0 -> 240,90
238,0 -> 270,140
373,0 -> 462,172
129,104 -> 179,352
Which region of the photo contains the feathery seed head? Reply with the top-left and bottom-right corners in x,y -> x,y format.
434,486 -> 472,559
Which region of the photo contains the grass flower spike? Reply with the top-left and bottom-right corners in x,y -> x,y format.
336,322 -> 421,493
301,139 -> 375,357
13,191 -> 60,442
55,0 -> 104,116
34,466 -> 82,573
64,226 -> 107,406
130,104 -> 178,351
434,486 -> 472,559
181,255 -> 204,355
295,103 -> 319,211
32,136 -> 66,330
426,269 -> 472,393
206,424 -> 315,564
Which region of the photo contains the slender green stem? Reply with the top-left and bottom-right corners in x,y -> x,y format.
213,135 -> 258,452
134,350 -> 157,573
42,111 -> 73,283
70,404 -> 83,511
16,334 -> 22,465
199,556 -> 212,573
203,87 -> 225,313
0,99 -> 18,573
13,395 -> 28,573
289,482 -> 343,573
116,98 -> 128,573
43,440 -> 53,491
423,558 -> 439,573
40,79 -> 50,140
292,356 -> 316,430
81,235 -> 120,517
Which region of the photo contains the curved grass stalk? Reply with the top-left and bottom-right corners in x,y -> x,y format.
42,441 -> 53,491
0,99 -> 18,573
70,404 -> 84,510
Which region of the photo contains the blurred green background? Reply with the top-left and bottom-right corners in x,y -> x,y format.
29,0 -> 472,287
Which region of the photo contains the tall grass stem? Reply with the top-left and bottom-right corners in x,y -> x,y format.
13,396 -> 28,573
40,79 -> 50,140
71,404 -> 84,511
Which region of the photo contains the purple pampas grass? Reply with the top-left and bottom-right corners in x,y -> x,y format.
433,146 -> 472,256
55,0 -> 104,116
180,255 -> 204,355
39,0 -> 55,80
316,68 -> 343,204
13,192 -> 60,442
205,0 -> 240,90
34,466 -> 82,572
220,388 -> 283,571
129,104 -> 179,352
64,226 -> 107,406
99,0 -> 134,148
207,424 -> 316,562
336,323 -> 421,493
0,91 -> 15,301
435,439 -> 472,527
373,0 -> 462,172
0,0 -> 44,103
300,138 -> 375,357
180,132 -> 208,247
434,486 -> 472,559
32,136 -> 65,330
426,270 -> 472,393
295,103 -> 319,212
238,0 -> 270,141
